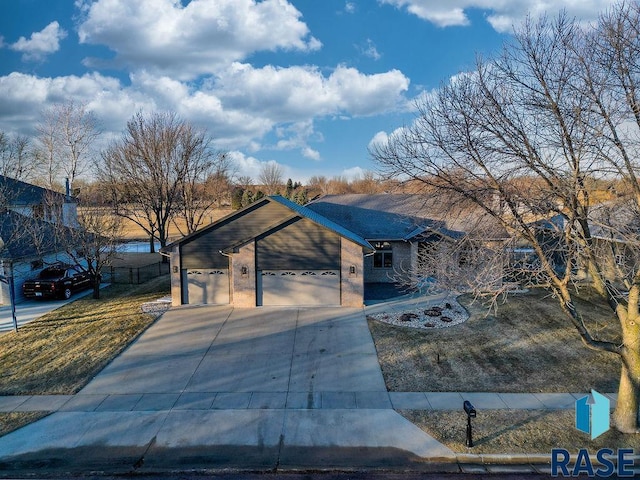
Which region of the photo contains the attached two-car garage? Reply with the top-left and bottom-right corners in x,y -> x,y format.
166,196 -> 370,308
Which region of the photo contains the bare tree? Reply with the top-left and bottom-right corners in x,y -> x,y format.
0,132 -> 37,182
36,101 -> 100,190
174,149 -> 230,236
257,162 -> 284,195
58,204 -> 122,299
101,111 -> 215,251
372,6 -> 640,433
351,171 -> 386,194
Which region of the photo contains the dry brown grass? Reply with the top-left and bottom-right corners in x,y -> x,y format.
402,409 -> 640,454
368,288 -> 621,393
114,208 -> 233,240
0,275 -> 170,395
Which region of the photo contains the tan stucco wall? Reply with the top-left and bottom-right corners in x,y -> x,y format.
232,241 -> 256,307
340,238 -> 364,307
170,246 -> 182,306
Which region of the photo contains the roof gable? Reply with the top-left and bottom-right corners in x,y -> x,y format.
162,196 -> 373,255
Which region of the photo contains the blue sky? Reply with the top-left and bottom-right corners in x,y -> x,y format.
0,1 -> 617,183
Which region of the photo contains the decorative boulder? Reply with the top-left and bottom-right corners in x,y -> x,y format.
400,312 -> 419,322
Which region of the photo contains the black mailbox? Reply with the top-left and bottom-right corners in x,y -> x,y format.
463,400 -> 476,418
463,400 -> 477,447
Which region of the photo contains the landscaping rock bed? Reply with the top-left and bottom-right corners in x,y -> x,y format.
141,296 -> 172,317
369,296 -> 469,329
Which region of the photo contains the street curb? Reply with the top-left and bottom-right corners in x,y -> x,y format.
456,452 -> 640,466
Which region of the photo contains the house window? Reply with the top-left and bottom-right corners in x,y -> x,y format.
373,242 -> 393,269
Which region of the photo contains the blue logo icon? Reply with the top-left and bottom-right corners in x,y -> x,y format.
575,390 -> 610,439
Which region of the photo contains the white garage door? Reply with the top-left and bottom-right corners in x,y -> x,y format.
183,269 -> 230,305
258,270 -> 340,306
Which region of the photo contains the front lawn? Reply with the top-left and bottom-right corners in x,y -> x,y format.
368,288 -> 621,393
0,275 -> 170,396
401,409 -> 640,454
0,275 -> 169,436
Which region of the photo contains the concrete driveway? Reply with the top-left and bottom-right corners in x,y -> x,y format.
0,305 -> 453,473
81,306 -> 386,398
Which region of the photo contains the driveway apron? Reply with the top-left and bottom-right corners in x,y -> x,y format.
0,305 -> 454,472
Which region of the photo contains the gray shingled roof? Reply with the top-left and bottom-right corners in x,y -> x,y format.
306,194 -> 463,241
0,211 -> 71,261
0,175 -> 68,206
269,196 -> 374,250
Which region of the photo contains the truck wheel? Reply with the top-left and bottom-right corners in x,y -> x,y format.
63,288 -> 72,300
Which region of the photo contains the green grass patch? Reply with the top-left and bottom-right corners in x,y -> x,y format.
0,275 -> 170,395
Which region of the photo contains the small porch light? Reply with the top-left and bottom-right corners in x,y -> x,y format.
349,265 -> 356,276
241,265 -> 248,276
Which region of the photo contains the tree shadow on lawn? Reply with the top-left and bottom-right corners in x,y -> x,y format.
369,288 -> 622,393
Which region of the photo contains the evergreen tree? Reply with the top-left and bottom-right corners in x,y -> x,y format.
285,178 -> 294,198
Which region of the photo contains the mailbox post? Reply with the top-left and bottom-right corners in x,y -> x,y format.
463,400 -> 477,447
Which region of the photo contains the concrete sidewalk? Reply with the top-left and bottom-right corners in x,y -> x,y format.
0,390 -> 617,413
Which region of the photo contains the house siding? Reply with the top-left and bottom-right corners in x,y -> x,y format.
179,200 -> 293,269
256,217 -> 340,270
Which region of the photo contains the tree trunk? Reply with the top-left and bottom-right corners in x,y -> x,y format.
149,235 -> 156,253
613,336 -> 640,433
92,275 -> 101,300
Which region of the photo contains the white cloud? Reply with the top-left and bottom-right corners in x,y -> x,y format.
341,166 -> 367,180
0,62 -> 409,159
368,126 -> 409,151
227,151 -> 293,182
380,0 -> 619,32
77,0 -> 321,80
359,39 -> 382,60
302,147 -> 321,161
368,130 -> 391,150
10,21 -> 67,61
345,2 -> 357,14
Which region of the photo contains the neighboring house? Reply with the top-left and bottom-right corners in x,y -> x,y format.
163,194 -> 463,308
0,175 -> 78,304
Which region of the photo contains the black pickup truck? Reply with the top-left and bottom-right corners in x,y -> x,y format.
22,264 -> 93,300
